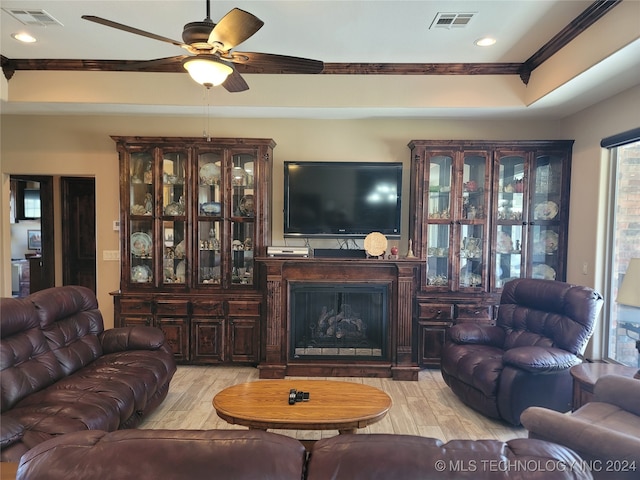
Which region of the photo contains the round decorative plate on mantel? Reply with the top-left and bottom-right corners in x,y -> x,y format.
364,232 -> 388,257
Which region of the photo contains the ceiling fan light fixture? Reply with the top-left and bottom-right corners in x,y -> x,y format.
183,55 -> 233,88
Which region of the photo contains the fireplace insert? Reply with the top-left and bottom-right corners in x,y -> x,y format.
289,283 -> 389,361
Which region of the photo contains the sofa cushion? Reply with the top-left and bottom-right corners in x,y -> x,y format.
441,343 -> 505,398
16,429 -> 307,480
30,286 -> 104,376
522,402 -> 640,477
503,346 -> 581,373
4,346 -> 176,437
498,280 -> 600,355
306,434 -> 592,479
0,298 -> 63,411
0,415 -> 24,448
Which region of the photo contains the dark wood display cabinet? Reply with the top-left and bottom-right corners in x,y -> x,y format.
111,136 -> 275,365
408,140 -> 573,367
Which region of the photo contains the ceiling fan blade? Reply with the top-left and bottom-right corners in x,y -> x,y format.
118,56 -> 188,72
229,52 -> 324,74
222,69 -> 249,93
82,15 -> 186,48
208,8 -> 264,51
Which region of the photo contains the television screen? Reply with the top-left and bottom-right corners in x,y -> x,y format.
284,161 -> 402,237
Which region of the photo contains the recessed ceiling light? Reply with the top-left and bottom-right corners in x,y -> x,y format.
475,37 -> 497,47
11,32 -> 37,43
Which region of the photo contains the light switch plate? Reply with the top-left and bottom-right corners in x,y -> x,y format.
103,250 -> 120,261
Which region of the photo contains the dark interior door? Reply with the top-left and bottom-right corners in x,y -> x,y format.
61,177 -> 96,292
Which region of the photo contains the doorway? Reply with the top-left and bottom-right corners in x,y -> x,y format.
9,175 -> 55,295
61,177 -> 97,292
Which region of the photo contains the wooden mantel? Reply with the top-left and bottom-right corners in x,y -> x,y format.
256,257 -> 422,381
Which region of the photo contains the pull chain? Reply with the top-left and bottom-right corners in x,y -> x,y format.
202,86 -> 212,141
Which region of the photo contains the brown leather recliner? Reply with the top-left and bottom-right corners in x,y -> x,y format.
441,279 -> 603,425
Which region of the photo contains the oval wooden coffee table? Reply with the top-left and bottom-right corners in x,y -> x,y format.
213,379 -> 391,434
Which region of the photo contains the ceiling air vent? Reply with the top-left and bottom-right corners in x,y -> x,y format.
430,12 -> 475,29
3,8 -> 63,26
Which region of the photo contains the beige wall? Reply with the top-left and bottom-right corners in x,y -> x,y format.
1,87 -> 638,336
560,84 -> 640,359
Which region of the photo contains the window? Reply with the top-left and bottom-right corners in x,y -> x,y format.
23,189 -> 41,218
604,129 -> 640,367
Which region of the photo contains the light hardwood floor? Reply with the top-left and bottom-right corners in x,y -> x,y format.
139,366 -> 527,443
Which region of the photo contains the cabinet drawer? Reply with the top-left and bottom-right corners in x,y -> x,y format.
192,300 -> 225,316
120,299 -> 153,314
456,305 -> 493,321
418,303 -> 454,320
227,301 -> 260,316
156,301 -> 189,315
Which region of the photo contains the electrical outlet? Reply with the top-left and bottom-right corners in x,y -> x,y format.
113,220 -> 120,231
582,262 -> 588,275
103,250 -> 120,261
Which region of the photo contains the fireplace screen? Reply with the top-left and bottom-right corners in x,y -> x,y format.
290,283 -> 389,360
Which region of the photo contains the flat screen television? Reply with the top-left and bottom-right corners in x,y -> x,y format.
284,161 -> 402,238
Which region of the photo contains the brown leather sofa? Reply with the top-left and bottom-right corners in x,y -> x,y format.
15,429 -> 593,479
441,279 -> 603,425
0,286 -> 177,462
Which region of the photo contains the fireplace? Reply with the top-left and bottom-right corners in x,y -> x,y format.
257,257 -> 421,380
290,283 -> 389,361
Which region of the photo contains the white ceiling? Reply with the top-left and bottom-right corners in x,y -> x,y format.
2,0 -> 639,119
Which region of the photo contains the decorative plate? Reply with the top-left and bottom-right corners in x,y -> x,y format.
199,163 -> 220,185
496,231 -> 513,254
532,264 -> 556,280
131,232 -> 152,256
131,265 -> 152,283
534,201 -> 559,220
239,195 -> 255,216
200,201 -> 221,215
364,232 -> 388,257
539,230 -> 559,254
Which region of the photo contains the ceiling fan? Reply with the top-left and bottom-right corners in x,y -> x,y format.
82,0 -> 324,92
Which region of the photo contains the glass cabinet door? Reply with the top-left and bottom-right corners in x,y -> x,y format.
129,151 -> 154,285
461,153 -> 488,221
457,152 -> 489,290
494,153 -> 526,288
230,154 -> 256,285
426,224 -> 450,286
197,151 -> 223,286
425,154 -> 453,288
161,152 -> 187,287
530,153 -> 564,281
427,155 -> 453,220
459,224 -> 484,288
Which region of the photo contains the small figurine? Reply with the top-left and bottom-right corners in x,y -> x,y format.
144,193 -> 153,213
406,239 -> 416,258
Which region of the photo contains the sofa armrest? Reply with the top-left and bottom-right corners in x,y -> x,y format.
1,416 -> 24,449
503,346 -> 580,373
447,323 -> 505,347
521,405 -> 640,463
100,326 -> 167,354
594,375 -> 640,416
